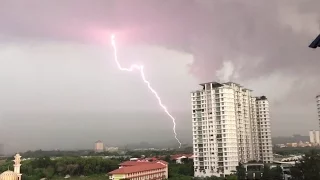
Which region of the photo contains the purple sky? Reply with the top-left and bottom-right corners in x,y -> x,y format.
0,0 -> 320,152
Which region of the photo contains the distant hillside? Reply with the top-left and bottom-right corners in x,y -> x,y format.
272,134 -> 309,144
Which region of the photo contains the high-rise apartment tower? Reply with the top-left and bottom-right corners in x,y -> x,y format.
94,140 -> 104,152
191,82 -> 273,177
317,95 -> 320,128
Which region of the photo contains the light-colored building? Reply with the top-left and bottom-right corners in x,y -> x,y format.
191,82 -> 274,177
94,140 -> 104,152
256,96 -> 273,163
105,146 -> 119,152
317,95 -> 320,128
0,154 -> 22,180
309,130 -> 320,145
108,160 -> 168,180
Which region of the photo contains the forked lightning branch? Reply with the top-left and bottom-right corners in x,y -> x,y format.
111,35 -> 181,148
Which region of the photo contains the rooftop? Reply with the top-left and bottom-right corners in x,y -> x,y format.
256,96 -> 268,101
198,81 -> 253,91
199,81 -> 222,86
119,160 -> 168,166
109,162 -> 166,174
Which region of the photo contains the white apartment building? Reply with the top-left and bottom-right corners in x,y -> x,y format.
191,82 -> 273,177
309,130 -> 320,145
256,96 -> 273,163
317,95 -> 320,128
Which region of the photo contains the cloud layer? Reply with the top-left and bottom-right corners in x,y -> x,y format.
1,0 -> 319,80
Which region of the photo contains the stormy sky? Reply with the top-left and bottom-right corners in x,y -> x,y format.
0,0 -> 320,152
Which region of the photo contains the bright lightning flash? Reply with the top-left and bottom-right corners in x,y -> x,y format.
111,34 -> 182,148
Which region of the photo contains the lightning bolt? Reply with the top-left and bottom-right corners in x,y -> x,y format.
111,34 -> 182,148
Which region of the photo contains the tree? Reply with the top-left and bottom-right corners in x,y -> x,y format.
226,175 -> 237,180
236,163 -> 246,180
291,149 -> 320,180
261,164 -> 271,180
270,165 -> 283,180
43,166 -> 55,179
164,155 -> 171,163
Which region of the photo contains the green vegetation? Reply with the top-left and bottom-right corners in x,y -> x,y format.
168,158 -> 194,180
0,156 -> 121,180
274,147 -> 320,156
2,148 -> 319,180
290,149 -> 320,180
51,174 -> 107,180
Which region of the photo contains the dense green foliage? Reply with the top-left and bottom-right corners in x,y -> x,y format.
236,163 -> 246,180
0,156 -> 121,180
270,166 -> 283,180
261,164 -> 271,180
290,149 -> 320,180
274,147 -> 320,156
4,148 -> 320,180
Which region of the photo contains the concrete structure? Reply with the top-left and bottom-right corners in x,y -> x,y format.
191,82 -> 274,177
317,95 -> 320,128
309,130 -> 320,145
108,160 -> 168,180
0,154 -> 22,180
256,96 -> 273,162
243,163 -> 292,180
94,140 -> 104,152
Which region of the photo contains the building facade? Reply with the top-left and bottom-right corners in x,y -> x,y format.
108,160 -> 168,180
94,140 -> 104,152
309,130 -> 320,145
317,95 -> 320,128
255,96 -> 273,163
191,82 -> 273,177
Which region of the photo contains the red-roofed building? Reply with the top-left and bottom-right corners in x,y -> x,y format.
108,160 -> 168,180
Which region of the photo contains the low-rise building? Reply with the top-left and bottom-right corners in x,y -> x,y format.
170,154 -> 193,164
243,163 -> 293,180
108,160 -> 168,180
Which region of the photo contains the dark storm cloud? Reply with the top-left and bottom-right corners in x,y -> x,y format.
0,0 -> 319,80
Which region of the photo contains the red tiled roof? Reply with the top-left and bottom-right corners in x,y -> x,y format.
120,160 -> 168,166
119,161 -> 151,166
109,163 -> 166,174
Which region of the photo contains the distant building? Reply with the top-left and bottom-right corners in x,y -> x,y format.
0,144 -> 3,156
108,160 -> 168,180
317,95 -> 320,128
94,140 -> 104,152
309,130 -> 320,145
286,143 -> 298,147
105,146 -> 119,152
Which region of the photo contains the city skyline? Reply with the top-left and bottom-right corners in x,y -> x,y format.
0,0 -> 319,152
